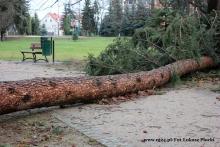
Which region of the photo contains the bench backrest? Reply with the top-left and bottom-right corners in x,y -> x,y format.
30,43 -> 41,50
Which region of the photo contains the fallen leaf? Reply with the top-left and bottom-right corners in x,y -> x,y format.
143,130 -> 148,134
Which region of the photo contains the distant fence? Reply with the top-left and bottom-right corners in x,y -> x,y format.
5,35 -> 74,41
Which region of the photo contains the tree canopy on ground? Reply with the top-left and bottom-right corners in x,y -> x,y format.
86,0 -> 220,76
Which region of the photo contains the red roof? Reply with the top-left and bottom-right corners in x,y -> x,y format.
48,13 -> 62,21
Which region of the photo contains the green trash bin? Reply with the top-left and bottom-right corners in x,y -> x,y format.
41,37 -> 52,56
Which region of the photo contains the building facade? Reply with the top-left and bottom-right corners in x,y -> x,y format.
40,13 -> 63,36
122,0 -> 162,10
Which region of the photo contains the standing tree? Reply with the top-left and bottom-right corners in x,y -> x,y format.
0,0 -> 14,41
13,0 -> 29,34
31,13 -> 40,35
132,0 -> 149,30
93,0 -> 100,35
82,0 -> 96,36
0,0 -> 29,40
110,0 -> 123,36
99,14 -> 114,36
26,14 -> 32,35
62,4 -> 75,35
100,0 -> 123,36
121,2 -> 133,36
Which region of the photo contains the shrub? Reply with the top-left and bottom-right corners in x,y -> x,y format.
72,29 -> 79,40
85,37 -> 170,76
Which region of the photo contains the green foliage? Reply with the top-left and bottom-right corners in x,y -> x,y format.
0,144 -> 10,147
121,3 -> 133,36
0,0 -> 29,35
85,38 -> 161,76
100,0 -> 123,36
206,11 -> 220,63
52,126 -> 64,135
82,0 -> 96,36
100,0 -> 207,37
62,4 -> 75,35
133,0 -> 150,29
31,13 -> 40,35
133,8 -> 217,61
0,37 -> 114,60
100,15 -> 115,36
13,0 -> 29,35
109,0 -> 123,35
26,15 -> 32,35
0,0 -> 30,38
100,0 -> 149,36
72,29 -> 79,40
170,72 -> 182,86
86,8 -> 220,76
63,16 -> 72,35
163,15 -> 203,60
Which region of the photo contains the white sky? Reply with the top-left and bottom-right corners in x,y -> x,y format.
29,0 -> 109,20
29,0 -> 82,20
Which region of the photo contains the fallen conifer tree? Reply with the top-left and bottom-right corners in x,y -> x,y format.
0,57 -> 216,115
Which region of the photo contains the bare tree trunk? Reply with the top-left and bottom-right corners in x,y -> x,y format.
0,57 -> 216,115
0,30 -> 5,41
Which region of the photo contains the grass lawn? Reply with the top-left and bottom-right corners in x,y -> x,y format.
0,37 -> 115,61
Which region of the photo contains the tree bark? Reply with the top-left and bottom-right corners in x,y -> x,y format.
0,30 -> 5,41
0,57 -> 216,115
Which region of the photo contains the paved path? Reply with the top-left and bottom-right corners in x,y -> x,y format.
0,61 -> 220,147
0,61 -> 83,81
54,89 -> 220,147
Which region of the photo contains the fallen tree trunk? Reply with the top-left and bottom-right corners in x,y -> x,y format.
0,57 -> 216,115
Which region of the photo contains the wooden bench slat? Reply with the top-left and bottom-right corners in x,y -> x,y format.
21,51 -> 42,53
30,43 -> 41,49
20,42 -> 48,62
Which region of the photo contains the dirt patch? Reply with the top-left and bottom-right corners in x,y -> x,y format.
0,111 -> 104,147
44,59 -> 87,72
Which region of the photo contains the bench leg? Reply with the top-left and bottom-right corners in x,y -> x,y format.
45,56 -> 48,62
33,53 -> 37,62
21,52 -> 26,61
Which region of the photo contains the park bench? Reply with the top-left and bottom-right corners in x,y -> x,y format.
20,43 -> 48,62
20,37 -> 54,62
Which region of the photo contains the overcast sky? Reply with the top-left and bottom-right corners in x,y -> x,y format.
29,0 -> 109,20
29,0 -> 81,19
